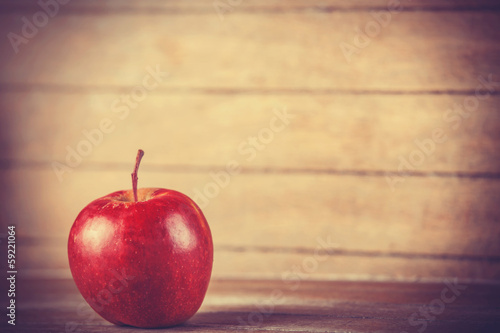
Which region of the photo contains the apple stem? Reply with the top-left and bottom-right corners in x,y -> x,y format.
131,149 -> 145,202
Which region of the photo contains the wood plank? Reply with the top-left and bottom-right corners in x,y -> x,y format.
0,11 -> 499,90
5,278 -> 500,333
18,243 -> 500,282
1,92 -> 499,173
3,169 -> 500,260
2,0 -> 500,11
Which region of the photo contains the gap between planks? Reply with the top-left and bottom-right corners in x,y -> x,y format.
2,159 -> 500,180
2,84 -> 500,96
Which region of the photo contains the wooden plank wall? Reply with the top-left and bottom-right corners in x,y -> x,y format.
0,0 -> 499,282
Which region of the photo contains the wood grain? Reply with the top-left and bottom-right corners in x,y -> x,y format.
3,168 -> 500,281
18,242 -> 500,282
1,10 -> 499,90
5,168 -> 500,255
1,92 -> 499,173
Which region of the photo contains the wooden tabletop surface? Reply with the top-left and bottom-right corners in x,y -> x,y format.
3,278 -> 500,333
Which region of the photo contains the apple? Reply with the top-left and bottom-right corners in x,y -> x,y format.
68,150 -> 213,328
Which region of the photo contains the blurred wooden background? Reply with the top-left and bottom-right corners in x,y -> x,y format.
0,0 -> 499,283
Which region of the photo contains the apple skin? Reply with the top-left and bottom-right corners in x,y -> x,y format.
68,188 -> 213,328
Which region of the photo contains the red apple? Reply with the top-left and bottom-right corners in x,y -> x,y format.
68,150 -> 213,328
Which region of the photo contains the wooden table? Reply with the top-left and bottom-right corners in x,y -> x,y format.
5,278 -> 500,333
